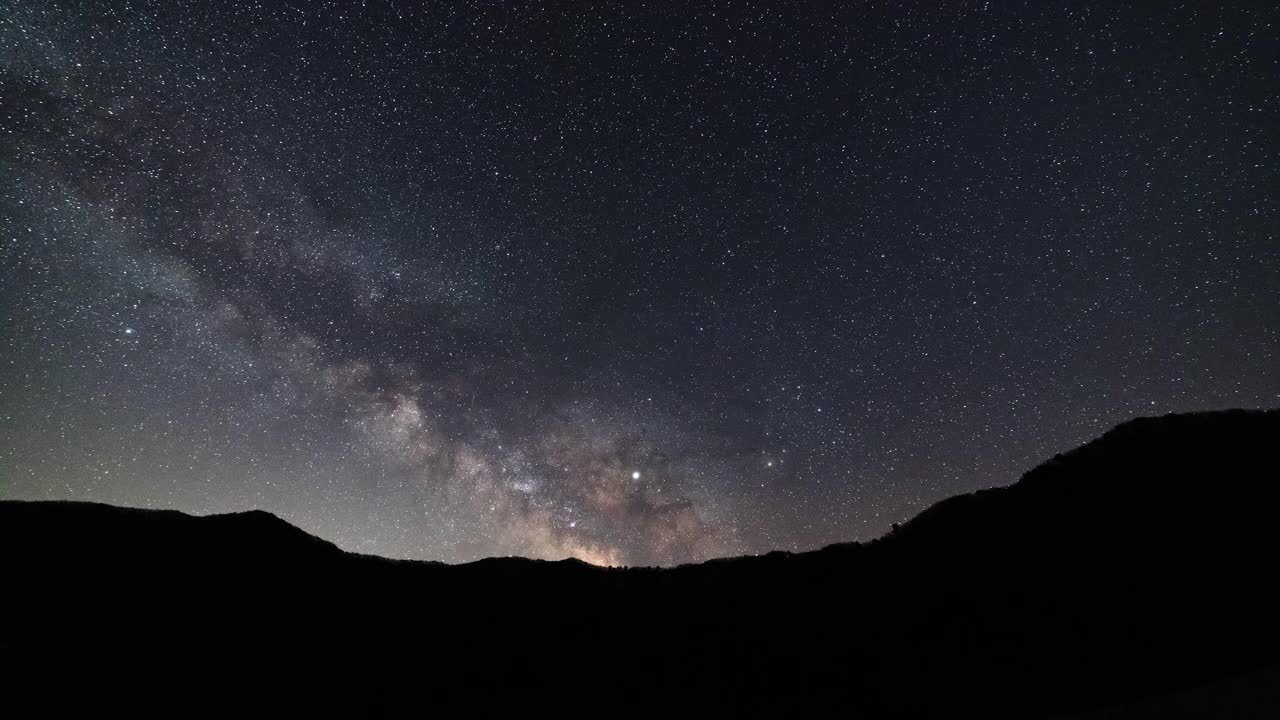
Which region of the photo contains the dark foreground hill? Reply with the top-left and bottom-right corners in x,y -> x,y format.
3,409 -> 1279,716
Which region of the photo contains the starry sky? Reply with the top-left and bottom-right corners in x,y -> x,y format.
1,1 -> 1276,566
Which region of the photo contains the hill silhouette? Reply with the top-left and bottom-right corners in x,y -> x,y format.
3,409 -> 1278,716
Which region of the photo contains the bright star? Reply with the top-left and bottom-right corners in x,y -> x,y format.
631,471 -> 641,480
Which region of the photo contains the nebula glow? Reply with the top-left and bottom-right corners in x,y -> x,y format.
1,2 -> 1275,565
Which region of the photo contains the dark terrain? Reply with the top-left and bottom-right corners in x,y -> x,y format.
3,409 -> 1278,716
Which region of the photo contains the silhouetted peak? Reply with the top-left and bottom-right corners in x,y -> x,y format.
4,409 -> 1280,717
555,556 -> 593,566
891,408 -> 1279,547
225,508 -> 282,522
204,507 -> 302,534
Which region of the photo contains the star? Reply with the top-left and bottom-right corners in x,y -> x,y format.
1,0 -> 1270,568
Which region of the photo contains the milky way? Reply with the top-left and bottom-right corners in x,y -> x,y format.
1,2 -> 1276,565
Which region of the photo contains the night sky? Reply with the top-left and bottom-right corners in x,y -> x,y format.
2,2 -> 1276,566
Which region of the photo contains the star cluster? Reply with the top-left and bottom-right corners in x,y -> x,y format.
1,1 -> 1276,565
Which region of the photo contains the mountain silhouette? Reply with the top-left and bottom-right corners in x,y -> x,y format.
3,409 -> 1278,716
